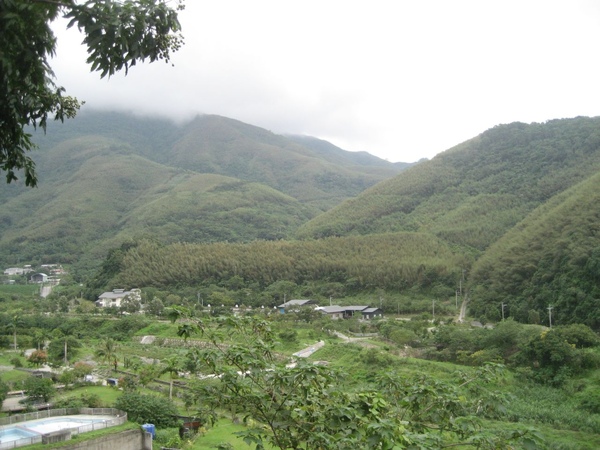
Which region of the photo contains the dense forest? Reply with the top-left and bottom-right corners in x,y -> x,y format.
2,114 -> 600,329
89,233 -> 465,293
0,111 -> 405,273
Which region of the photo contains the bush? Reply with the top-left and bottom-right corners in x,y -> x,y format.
23,377 -> 55,403
114,391 -> 179,427
10,357 -> 23,368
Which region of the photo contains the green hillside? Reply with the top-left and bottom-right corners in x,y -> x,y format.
296,117 -> 600,253
4,114 -> 600,329
105,232 -> 465,291
167,115 -> 403,210
468,171 -> 600,327
0,111 -> 402,271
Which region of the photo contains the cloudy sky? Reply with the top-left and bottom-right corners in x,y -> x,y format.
51,0 -> 600,163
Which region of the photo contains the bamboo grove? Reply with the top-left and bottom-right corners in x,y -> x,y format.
102,233 -> 467,293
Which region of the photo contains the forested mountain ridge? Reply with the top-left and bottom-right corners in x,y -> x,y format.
0,111 -> 405,271
296,117 -> 600,253
167,115 -> 404,209
469,171 -> 600,326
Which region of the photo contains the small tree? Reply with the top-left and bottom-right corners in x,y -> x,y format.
72,362 -> 93,381
120,296 -> 141,314
115,392 -> 179,427
23,377 -> 55,404
27,350 -> 48,368
187,316 -> 543,449
95,337 -> 119,371
146,297 -> 165,317
48,330 -> 80,366
160,355 -> 182,400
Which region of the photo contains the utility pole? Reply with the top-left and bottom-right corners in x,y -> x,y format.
455,290 -> 459,309
547,305 -> 553,328
501,303 -> 506,321
432,300 -> 435,321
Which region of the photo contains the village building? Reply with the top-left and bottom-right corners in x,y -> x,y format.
316,305 -> 383,320
277,299 -> 317,314
96,288 -> 141,308
30,273 -> 48,283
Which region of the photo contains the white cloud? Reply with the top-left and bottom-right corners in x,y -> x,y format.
50,0 -> 600,162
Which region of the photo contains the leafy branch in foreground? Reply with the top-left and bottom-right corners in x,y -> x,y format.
0,0 -> 184,186
177,315 -> 544,449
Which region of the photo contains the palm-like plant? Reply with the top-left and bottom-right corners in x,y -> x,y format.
51,329 -> 79,367
96,337 -> 119,371
6,313 -> 24,351
31,328 -> 50,351
161,355 -> 182,400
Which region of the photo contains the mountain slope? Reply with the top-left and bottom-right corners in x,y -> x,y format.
468,171 -> 600,327
165,115 -> 403,210
0,111 -> 401,270
296,117 -> 600,253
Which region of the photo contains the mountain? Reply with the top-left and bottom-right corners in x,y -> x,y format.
468,171 -> 600,327
290,116 -> 600,324
164,115 -> 406,210
285,135 -> 413,171
296,117 -> 600,250
0,111 -> 404,272
4,111 -> 600,328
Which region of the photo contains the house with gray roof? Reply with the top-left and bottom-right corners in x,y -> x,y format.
278,299 -> 317,314
96,288 -> 141,308
317,305 -> 383,320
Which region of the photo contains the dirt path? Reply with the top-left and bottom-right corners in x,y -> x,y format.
292,341 -> 325,358
458,296 -> 468,323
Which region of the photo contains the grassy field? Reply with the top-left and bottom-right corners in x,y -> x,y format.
0,284 -> 40,299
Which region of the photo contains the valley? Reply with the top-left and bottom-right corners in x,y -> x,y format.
1,113 -> 600,448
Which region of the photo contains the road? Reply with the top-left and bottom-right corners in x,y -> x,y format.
292,341 -> 325,358
458,296 -> 468,323
40,284 -> 53,298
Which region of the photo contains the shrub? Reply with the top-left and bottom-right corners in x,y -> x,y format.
114,392 -> 179,427
10,357 -> 23,368
27,350 -> 47,367
23,377 -> 55,403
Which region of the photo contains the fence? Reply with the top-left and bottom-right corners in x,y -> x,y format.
0,408 -> 127,449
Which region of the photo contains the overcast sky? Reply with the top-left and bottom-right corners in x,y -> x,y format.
51,0 -> 600,163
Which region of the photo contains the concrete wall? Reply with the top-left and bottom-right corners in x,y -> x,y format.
53,429 -> 152,450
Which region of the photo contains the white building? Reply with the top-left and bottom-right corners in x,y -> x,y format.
96,289 -> 141,308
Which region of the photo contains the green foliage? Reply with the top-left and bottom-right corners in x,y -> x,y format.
184,316 -> 541,449
516,325 -> 600,386
470,171 -> 600,328
0,111 -> 400,271
107,233 -> 462,293
0,0 -> 182,186
10,356 -> 23,368
0,377 -> 8,407
298,118 -> 600,250
23,376 -> 55,403
114,391 -> 179,427
47,332 -> 80,365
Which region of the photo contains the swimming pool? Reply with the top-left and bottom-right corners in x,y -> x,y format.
0,410 -> 124,449
21,415 -> 113,434
0,426 -> 39,443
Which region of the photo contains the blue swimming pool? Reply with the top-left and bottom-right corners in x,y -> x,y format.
0,426 -> 39,442
24,416 -> 108,434
0,413 -> 120,449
